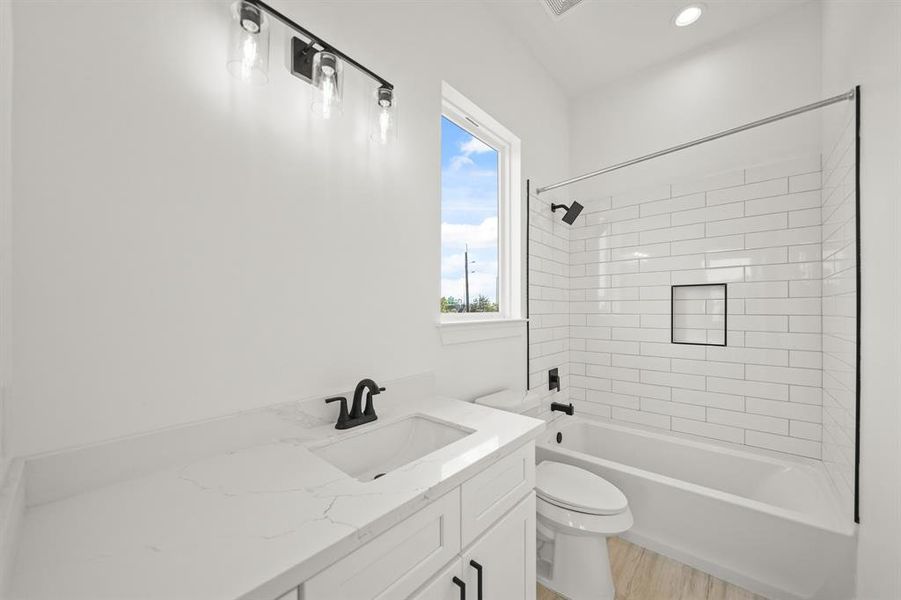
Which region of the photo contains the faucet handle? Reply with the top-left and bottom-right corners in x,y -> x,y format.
325,396 -> 350,429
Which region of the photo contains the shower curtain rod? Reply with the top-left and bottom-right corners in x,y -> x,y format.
536,88 -> 857,195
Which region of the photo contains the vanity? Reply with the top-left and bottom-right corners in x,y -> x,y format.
4,381 -> 544,600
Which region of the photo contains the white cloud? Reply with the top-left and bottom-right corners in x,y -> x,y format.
441,216 -> 498,251
460,136 -> 493,155
448,155 -> 474,171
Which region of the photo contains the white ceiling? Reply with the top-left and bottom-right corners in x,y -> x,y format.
482,0 -> 810,97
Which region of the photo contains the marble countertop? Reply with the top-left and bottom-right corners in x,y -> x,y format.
10,395 -> 545,600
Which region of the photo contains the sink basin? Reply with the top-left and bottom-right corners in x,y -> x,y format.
311,415 -> 474,482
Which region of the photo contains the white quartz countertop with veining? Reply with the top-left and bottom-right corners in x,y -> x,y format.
10,395 -> 545,600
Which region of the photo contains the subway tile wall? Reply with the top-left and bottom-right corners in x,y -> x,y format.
821,111 -> 858,518
567,156 -> 827,458
528,187 -> 571,411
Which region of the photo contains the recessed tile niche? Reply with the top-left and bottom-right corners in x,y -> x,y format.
671,284 -> 727,346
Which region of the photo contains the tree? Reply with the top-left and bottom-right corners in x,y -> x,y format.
440,296 -> 464,313
469,294 -> 498,313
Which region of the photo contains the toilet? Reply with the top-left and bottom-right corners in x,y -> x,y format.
474,390 -> 633,600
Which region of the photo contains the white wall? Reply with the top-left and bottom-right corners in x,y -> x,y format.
566,2 -> 823,200
7,0 -> 569,456
821,3 -> 901,598
0,0 -> 12,469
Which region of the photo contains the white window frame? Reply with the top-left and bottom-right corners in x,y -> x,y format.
439,82 -> 522,326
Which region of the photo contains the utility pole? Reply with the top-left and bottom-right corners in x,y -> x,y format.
464,244 -> 471,312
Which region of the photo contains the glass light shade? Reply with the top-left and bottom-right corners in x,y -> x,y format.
370,87 -> 397,144
674,4 -> 704,27
311,51 -> 344,119
226,1 -> 269,84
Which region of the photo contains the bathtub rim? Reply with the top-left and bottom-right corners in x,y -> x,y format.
538,415 -> 856,537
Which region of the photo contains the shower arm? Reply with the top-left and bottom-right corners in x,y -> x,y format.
536,88 -> 857,195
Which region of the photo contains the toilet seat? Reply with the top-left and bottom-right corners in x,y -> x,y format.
536,461 -> 628,516
537,495 -> 634,537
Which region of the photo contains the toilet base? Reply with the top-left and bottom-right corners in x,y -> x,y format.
537,530 -> 615,600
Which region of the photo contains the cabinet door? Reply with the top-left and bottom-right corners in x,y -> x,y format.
409,559 -> 464,600
303,489 -> 461,600
462,492 -> 535,600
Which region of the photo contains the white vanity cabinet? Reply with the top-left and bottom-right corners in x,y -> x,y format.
298,442 -> 536,600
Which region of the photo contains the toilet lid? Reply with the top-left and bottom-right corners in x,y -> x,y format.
536,461 -> 628,516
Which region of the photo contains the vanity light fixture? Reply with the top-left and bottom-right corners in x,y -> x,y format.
227,0 -> 396,139
674,4 -> 704,27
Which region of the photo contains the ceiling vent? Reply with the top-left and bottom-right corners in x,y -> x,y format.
539,0 -> 586,19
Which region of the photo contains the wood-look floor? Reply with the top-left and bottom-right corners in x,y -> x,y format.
537,537 -> 767,600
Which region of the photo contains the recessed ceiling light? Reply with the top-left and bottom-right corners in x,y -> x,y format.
674,4 -> 704,27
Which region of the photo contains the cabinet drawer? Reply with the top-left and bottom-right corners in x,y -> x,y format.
303,488 -> 461,600
460,442 -> 535,547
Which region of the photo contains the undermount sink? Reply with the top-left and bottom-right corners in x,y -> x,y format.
311,415 -> 474,482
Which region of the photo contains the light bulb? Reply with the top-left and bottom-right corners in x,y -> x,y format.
370,87 -> 396,145
311,51 -> 343,119
227,1 -> 269,84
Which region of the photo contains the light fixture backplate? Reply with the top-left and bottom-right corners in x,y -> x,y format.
290,37 -> 317,83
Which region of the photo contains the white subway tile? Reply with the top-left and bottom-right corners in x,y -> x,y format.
611,243 -> 671,261
788,244 -> 822,263
612,380 -> 672,400
745,331 -> 822,351
744,190 -> 820,216
790,350 -> 822,369
708,377 -> 788,401
706,247 -> 787,269
745,226 -> 820,249
789,280 -> 821,297
640,397 -> 706,420
706,345 -> 788,366
788,172 -> 822,193
790,208 -> 822,228
745,262 -> 821,282
671,235 -> 745,256
587,390 -> 640,409
745,430 -> 821,458
586,364 -> 640,382
790,421 -> 823,441
746,364 -> 822,387
640,223 -> 706,245
706,213 -> 787,237
746,397 -> 821,422
729,315 -> 788,332
672,418 -> 744,444
612,214 -> 672,235
790,386 -> 822,405
640,342 -> 707,360
640,193 -> 706,217
707,408 -> 789,435
672,388 -> 744,411
671,203 -> 744,226
745,298 -> 821,315
641,369 -> 706,390
671,358 -> 744,379
727,282 -> 788,298
613,354 -> 671,372
612,407 -> 671,429
789,316 -> 822,333
707,179 -> 788,206
639,254 -> 706,272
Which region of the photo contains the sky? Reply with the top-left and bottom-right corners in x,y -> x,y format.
440,116 -> 499,305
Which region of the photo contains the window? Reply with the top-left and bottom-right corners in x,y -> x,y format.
440,83 -> 521,323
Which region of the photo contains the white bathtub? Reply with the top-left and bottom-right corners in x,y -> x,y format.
536,417 -> 856,600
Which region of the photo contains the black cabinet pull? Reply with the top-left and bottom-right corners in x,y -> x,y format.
452,576 -> 466,600
469,560 -> 483,600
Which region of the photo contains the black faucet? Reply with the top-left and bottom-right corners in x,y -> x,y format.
551,402 -> 574,416
325,378 -> 386,430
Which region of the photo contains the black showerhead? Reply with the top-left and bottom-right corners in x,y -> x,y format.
551,202 -> 584,225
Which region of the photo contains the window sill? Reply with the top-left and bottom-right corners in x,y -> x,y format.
437,318 -> 527,345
